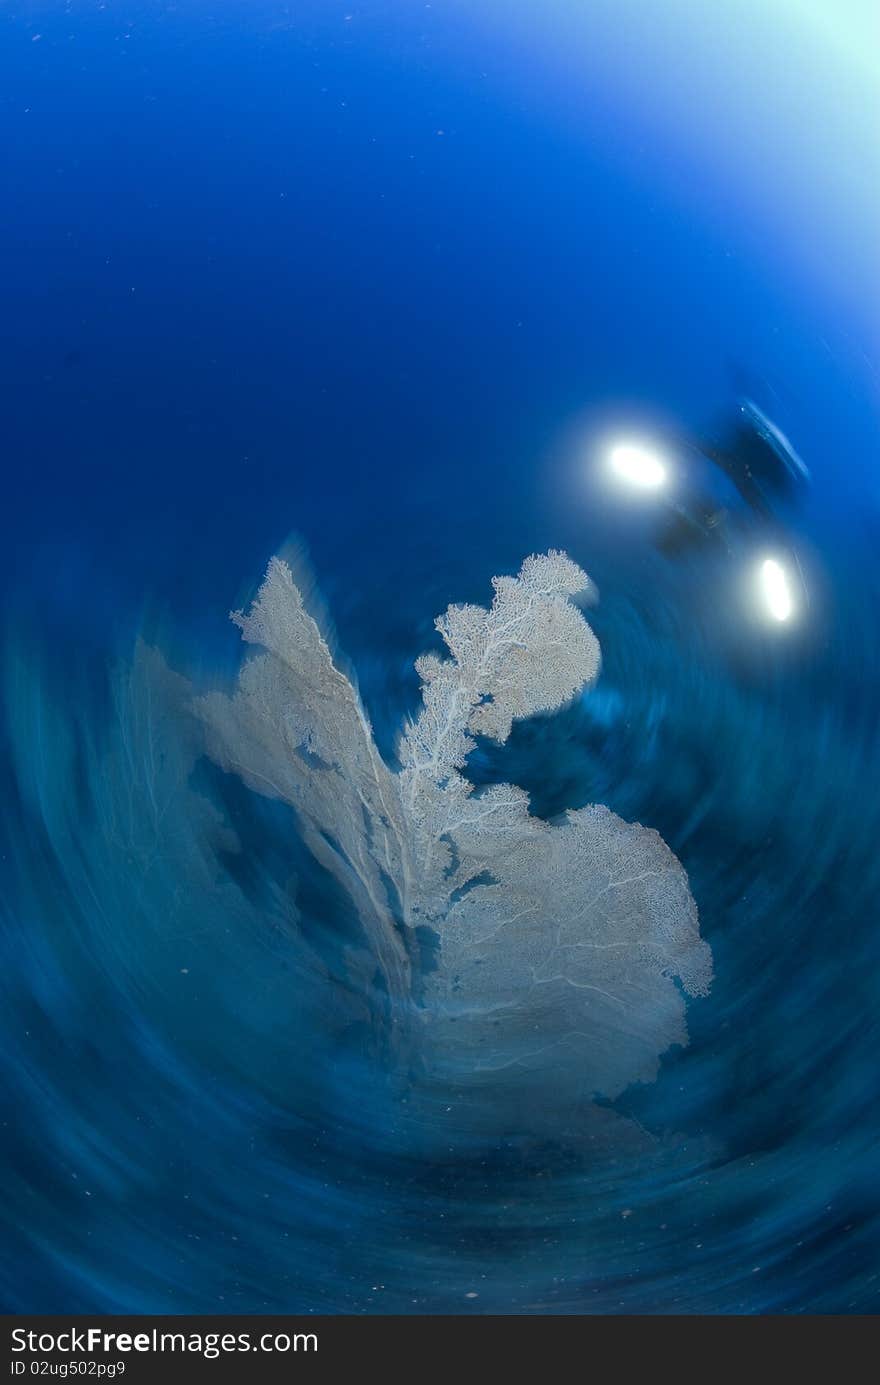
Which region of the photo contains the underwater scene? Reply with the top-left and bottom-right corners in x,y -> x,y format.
1,2 -> 878,1315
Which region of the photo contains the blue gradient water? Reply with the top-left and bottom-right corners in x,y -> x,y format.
1,2 -> 878,1313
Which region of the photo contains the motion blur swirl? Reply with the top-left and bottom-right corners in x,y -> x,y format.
2,497 -> 879,1312
1,0 -> 878,1319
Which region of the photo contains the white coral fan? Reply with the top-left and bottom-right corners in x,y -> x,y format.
197,550 -> 712,1109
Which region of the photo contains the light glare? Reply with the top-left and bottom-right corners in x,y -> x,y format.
759,557 -> 794,622
608,443 -> 667,489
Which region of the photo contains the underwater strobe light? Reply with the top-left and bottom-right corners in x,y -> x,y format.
757,556 -> 795,622
607,442 -> 668,490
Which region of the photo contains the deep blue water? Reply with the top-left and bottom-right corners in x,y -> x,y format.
1,2 -> 878,1314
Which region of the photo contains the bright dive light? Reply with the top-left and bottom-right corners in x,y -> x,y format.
608,443 -> 667,490
759,557 -> 794,622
